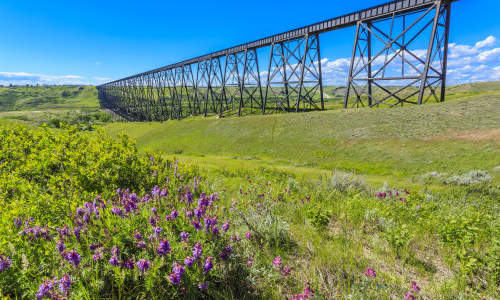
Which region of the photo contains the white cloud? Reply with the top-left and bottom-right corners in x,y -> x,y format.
475,36 -> 496,49
0,72 -> 88,85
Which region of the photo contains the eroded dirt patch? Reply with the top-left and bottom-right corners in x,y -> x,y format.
425,128 -> 500,142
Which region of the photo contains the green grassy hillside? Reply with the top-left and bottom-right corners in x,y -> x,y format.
0,85 -> 98,111
0,85 -> 111,127
104,81 -> 500,185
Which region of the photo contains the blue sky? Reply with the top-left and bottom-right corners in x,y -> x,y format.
0,0 -> 499,85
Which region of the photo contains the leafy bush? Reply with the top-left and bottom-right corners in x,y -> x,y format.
307,203 -> 332,231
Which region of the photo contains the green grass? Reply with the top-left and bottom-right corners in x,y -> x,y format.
0,85 -> 112,126
104,81 -> 500,185
0,85 -> 99,111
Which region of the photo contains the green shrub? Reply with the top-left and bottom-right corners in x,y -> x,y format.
329,171 -> 368,193
307,203 -> 332,231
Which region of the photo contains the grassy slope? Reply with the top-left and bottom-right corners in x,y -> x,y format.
0,85 -> 98,111
0,85 -> 102,125
104,82 -> 500,185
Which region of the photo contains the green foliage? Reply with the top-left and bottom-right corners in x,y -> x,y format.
307,203 -> 332,231
0,123 -> 164,225
384,223 -> 412,258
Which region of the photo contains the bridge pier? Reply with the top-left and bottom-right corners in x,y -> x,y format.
344,0 -> 452,108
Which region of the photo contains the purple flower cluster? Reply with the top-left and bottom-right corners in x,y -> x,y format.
219,246 -> 232,260
405,280 -> 421,299
291,283 -> 315,300
10,174 -> 234,295
157,239 -> 171,256
192,242 -> 203,259
0,254 -> 12,272
36,274 -> 71,299
169,262 -> 185,285
202,257 -> 214,274
180,231 -> 189,241
273,256 -> 291,276
136,259 -> 151,273
18,224 -> 52,241
376,188 -> 410,202
363,267 -> 376,279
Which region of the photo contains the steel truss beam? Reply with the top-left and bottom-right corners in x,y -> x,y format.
344,0 -> 451,108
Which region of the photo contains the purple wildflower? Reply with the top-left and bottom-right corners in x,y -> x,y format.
405,292 -> 415,300
151,207 -> 157,215
222,222 -> 230,232
111,206 -> 124,217
137,241 -> 147,249
134,230 -> 143,240
363,268 -> 376,279
168,209 -> 178,221
154,227 -> 163,235
273,257 -> 282,268
73,227 -> 81,241
192,242 -> 203,259
111,246 -> 120,256
149,215 -> 157,227
410,281 -> 420,292
56,226 -> 70,238
0,255 -> 12,272
173,262 -> 185,276
219,246 -> 232,260
14,217 -> 22,228
198,281 -> 208,290
245,232 -> 252,240
180,231 -> 189,241
123,258 -> 135,269
58,274 -> 71,295
184,256 -> 195,267
160,188 -> 168,197
169,272 -> 181,285
36,280 -> 55,300
76,207 -> 85,216
203,257 -> 214,274
109,256 -> 120,266
281,265 -> 291,276
211,225 -> 219,235
192,219 -> 202,230
136,259 -> 150,273
56,240 -> 65,253
65,250 -> 80,267
157,239 -> 171,256
151,186 -> 160,197
89,243 -> 100,251
93,250 -> 103,262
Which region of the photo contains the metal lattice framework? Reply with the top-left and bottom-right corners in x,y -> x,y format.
98,0 -> 456,121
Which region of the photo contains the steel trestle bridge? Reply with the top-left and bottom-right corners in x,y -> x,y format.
98,0 -> 456,121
